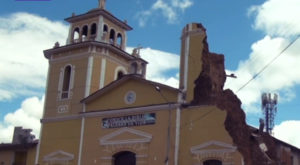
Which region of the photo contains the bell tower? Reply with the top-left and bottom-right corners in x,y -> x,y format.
179,23 -> 207,103
36,1 -> 147,165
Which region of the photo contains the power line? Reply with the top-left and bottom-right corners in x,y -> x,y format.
236,35 -> 300,93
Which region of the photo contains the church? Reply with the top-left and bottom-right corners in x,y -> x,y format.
1,1 -> 300,165
35,1 -> 245,164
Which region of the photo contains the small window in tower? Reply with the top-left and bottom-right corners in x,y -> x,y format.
141,63 -> 146,76
130,62 -> 138,74
103,24 -> 108,32
90,23 -> 97,40
82,25 -> 88,41
117,71 -> 124,80
117,33 -> 122,48
109,29 -> 115,44
73,27 -> 80,43
62,66 -> 71,99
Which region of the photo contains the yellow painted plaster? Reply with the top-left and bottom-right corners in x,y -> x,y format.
81,108 -> 177,165
179,106 -> 243,164
26,147 -> 37,165
0,151 -> 14,165
38,119 -> 81,165
86,79 -> 178,111
186,33 -> 205,103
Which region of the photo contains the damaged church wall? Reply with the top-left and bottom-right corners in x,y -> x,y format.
180,23 -> 207,103
179,105 -> 244,165
183,22 -> 281,165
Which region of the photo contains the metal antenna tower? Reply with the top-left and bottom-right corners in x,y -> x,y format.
261,93 -> 278,134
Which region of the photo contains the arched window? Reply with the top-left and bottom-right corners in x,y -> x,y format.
117,33 -> 122,47
203,159 -> 222,165
130,62 -> 138,74
109,29 -> 115,44
103,24 -> 108,33
114,66 -> 127,80
113,151 -> 136,165
73,27 -> 80,43
117,71 -> 124,80
82,25 -> 88,41
90,23 -> 97,39
141,63 -> 146,77
91,23 -> 97,35
62,66 -> 71,99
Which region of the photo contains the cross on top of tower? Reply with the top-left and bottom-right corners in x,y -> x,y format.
98,0 -> 106,9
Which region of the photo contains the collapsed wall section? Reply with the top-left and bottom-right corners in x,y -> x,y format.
190,27 -> 278,165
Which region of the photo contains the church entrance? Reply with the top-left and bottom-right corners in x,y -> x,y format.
203,159 -> 222,165
113,151 -> 136,165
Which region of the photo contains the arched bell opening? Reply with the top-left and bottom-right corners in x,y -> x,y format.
130,62 -> 138,74
109,29 -> 115,44
72,27 -> 80,43
117,33 -> 123,48
82,25 -> 88,41
90,23 -> 97,40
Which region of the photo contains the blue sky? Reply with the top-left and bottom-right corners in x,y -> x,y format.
0,0 -> 300,147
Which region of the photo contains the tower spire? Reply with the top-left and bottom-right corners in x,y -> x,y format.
98,0 -> 106,9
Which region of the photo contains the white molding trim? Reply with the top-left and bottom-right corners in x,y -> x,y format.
57,64 -> 75,100
70,65 -> 76,90
41,114 -> 81,123
35,64 -> 51,165
100,127 -> 152,145
174,107 -> 181,165
84,104 -> 179,118
101,51 -> 129,67
190,140 -> 237,155
66,24 -> 73,45
85,56 -> 94,97
58,67 -> 64,94
77,117 -> 85,165
97,16 -> 104,42
42,104 -> 179,123
114,65 -> 128,80
43,150 -> 74,162
136,154 -> 148,158
99,58 -> 107,89
183,35 -> 189,94
101,156 -> 113,160
50,52 -> 90,63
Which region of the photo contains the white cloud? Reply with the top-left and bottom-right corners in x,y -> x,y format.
0,12 -> 180,142
126,47 -> 180,88
249,0 -> 300,37
225,36 -> 300,113
273,120 -> 300,148
136,0 -> 193,27
225,0 -> 300,113
0,96 -> 44,143
0,12 -> 68,101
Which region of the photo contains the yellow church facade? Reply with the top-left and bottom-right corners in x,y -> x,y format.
35,1 -> 245,165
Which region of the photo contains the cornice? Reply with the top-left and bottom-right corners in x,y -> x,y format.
41,103 -> 180,123
44,41 -> 135,61
83,103 -> 179,118
65,9 -> 132,31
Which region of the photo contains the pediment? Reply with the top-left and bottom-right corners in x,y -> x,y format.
82,75 -> 179,111
43,150 -> 74,162
100,127 -> 152,145
191,140 -> 237,154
